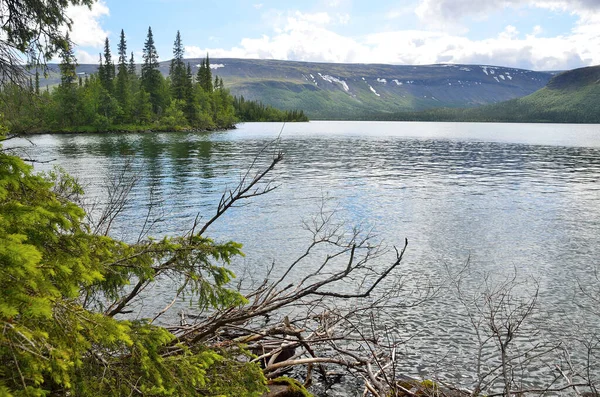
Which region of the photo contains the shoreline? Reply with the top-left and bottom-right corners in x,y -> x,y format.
13,124 -> 238,136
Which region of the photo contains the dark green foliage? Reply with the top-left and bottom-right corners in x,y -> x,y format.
0,29 -> 309,133
101,37 -> 115,93
128,51 -> 137,77
141,27 -> 163,113
234,96 -> 309,122
197,56 -> 213,93
169,31 -> 187,101
34,70 -> 40,95
58,33 -> 77,87
117,29 -> 127,66
57,33 -> 78,127
0,0 -> 95,84
115,30 -> 131,122
0,125 -> 269,396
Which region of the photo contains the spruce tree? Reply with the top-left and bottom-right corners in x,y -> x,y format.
203,54 -> 213,92
116,29 -> 130,120
196,59 -> 205,88
58,33 -> 78,126
59,33 -> 77,88
117,29 -> 127,66
170,31 -> 184,73
101,37 -> 115,93
97,53 -> 105,86
184,62 -> 195,122
141,26 -> 161,112
34,69 -> 40,95
128,51 -> 136,77
170,30 -> 186,101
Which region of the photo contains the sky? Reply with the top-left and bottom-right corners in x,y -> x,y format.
66,0 -> 600,71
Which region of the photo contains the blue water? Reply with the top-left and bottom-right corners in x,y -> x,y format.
11,121 -> 600,393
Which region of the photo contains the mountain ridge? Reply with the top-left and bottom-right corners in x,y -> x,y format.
41,58 -> 554,119
367,65 -> 600,123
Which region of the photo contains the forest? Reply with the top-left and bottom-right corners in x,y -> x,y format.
0,28 -> 307,134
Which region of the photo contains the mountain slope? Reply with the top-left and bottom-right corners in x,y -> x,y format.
205,59 -> 552,119
369,65 -> 600,123
463,65 -> 600,123
40,58 -> 553,119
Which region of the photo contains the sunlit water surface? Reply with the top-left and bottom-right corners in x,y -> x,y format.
12,121 -> 600,394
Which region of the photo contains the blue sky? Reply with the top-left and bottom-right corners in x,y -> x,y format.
66,0 -> 600,70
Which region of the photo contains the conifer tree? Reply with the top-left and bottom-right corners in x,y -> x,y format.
203,54 -> 213,92
34,69 -> 40,95
101,37 -> 115,93
196,55 -> 213,93
97,53 -> 105,86
59,33 -> 77,88
141,26 -> 162,112
128,51 -> 136,77
171,31 -> 184,71
117,29 -> 127,66
170,30 -> 186,101
184,62 -> 196,122
116,29 -> 130,119
58,33 -> 78,126
196,59 -> 205,87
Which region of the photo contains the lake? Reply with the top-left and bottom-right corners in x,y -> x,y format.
11,121 -> 600,393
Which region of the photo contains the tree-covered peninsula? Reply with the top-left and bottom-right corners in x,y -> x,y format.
0,28 -> 307,134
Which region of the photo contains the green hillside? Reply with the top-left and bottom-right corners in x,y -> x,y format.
463,65 -> 600,123
40,58 -> 553,120
371,65 -> 600,123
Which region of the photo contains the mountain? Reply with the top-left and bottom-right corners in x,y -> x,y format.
455,65 -> 600,123
368,65 -> 600,123
499,65 -> 600,122
40,58 -> 553,120
206,59 -> 553,120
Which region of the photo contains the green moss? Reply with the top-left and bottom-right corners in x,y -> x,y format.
269,377 -> 313,397
393,379 -> 440,396
420,379 -> 438,391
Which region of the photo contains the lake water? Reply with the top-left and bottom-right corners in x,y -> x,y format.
11,121 -> 600,393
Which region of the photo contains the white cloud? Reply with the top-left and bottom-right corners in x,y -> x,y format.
337,13 -> 351,25
385,6 -> 416,20
415,0 -> 600,25
183,6 -> 600,70
499,25 -> 520,40
75,49 -> 98,64
531,25 -> 543,36
253,3 -> 263,9
67,0 -> 110,48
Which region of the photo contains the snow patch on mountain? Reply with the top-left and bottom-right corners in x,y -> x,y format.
377,78 -> 387,84
369,85 -> 380,97
392,79 -> 403,86
210,64 -> 225,70
318,73 -> 349,92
